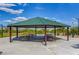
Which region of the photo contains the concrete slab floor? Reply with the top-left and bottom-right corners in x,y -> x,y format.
0,36 -> 79,55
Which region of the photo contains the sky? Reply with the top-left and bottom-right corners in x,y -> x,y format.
0,3 -> 79,26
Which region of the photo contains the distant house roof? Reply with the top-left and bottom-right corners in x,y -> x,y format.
8,17 -> 70,28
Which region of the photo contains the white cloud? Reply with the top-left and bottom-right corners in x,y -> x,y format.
72,18 -> 78,22
44,17 -> 56,20
0,7 -> 24,14
3,20 -> 12,23
0,3 -> 24,14
44,17 -> 49,19
2,17 -> 28,24
0,3 -> 16,7
52,17 -> 57,20
12,17 -> 28,22
72,18 -> 78,26
52,17 -> 62,22
43,16 -> 49,19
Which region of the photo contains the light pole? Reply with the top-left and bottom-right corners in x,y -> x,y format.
72,21 -> 75,38
0,24 -> 3,37
75,18 -> 79,36
77,18 -> 79,35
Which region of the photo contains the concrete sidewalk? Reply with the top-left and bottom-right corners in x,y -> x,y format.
0,36 -> 79,55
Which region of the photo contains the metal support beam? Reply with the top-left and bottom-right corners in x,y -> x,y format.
44,25 -> 47,46
9,27 -> 12,42
67,27 -> 69,41
16,27 -> 18,38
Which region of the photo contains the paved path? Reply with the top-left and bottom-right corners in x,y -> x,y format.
0,36 -> 79,55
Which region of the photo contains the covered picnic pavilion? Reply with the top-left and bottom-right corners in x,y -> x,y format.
7,17 -> 70,45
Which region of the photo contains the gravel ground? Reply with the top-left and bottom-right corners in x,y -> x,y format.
0,36 -> 79,55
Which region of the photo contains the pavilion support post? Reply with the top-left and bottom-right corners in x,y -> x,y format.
54,26 -> 56,40
44,25 -> 47,46
16,27 -> 19,38
67,27 -> 69,41
9,26 -> 12,42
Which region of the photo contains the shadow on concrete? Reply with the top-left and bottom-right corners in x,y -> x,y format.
0,51 -> 3,55
72,44 -> 79,49
12,35 -> 62,42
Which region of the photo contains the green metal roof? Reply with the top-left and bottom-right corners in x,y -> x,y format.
8,17 -> 70,27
